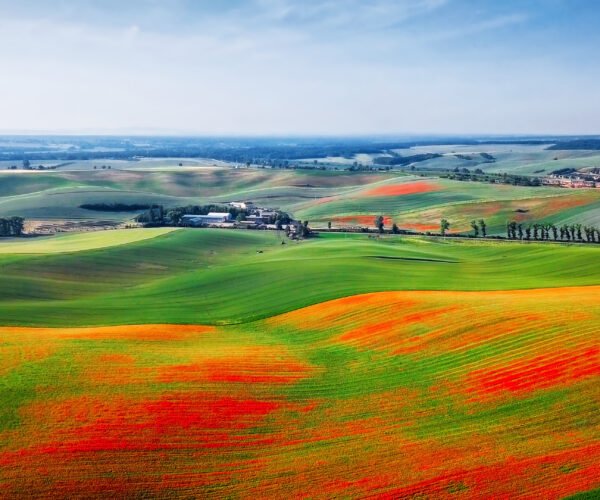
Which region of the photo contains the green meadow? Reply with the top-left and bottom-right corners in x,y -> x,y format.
1,228 -> 599,327
2,166 -> 599,235
1,226 -> 599,498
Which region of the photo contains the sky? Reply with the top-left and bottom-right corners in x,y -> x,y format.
0,0 -> 599,135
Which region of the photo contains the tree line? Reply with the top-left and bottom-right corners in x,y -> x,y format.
372,216 -> 454,236
0,217 -> 25,237
439,170 -> 543,187
506,221 -> 600,242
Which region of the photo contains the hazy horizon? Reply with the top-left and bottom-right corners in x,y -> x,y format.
1,0 -> 599,135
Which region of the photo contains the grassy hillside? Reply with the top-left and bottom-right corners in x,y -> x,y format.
0,169 -> 394,220
1,228 -> 599,497
1,229 -> 600,326
351,144 -> 600,176
0,228 -> 176,254
2,167 -> 599,233
290,176 -> 600,233
1,287 -> 598,497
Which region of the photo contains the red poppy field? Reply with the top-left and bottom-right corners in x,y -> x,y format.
362,180 -> 441,197
1,286 -> 598,498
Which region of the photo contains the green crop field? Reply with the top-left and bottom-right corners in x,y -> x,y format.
0,227 -> 176,254
1,159 -> 599,498
0,229 -> 599,498
2,164 -> 599,234
1,229 -> 600,326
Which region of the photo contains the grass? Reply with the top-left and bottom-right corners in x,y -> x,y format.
1,229 -> 600,326
3,168 -> 600,234
0,286 -> 598,497
1,184 -> 599,497
0,228 -> 177,254
292,176 -> 600,233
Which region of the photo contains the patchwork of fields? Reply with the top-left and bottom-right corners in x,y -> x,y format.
2,166 -> 600,235
0,229 -> 599,498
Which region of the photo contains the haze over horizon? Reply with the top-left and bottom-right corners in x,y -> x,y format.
1,0 -> 599,136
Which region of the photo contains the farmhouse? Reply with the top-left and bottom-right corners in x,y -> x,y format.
181,212 -> 232,226
259,210 -> 276,220
229,201 -> 254,210
246,214 -> 268,224
543,174 -> 597,188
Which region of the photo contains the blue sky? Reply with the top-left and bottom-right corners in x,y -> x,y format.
0,0 -> 598,135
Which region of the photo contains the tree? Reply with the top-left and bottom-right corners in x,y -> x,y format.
479,219 -> 487,238
551,224 -> 558,241
375,215 -> 385,233
392,223 -> 399,234
507,221 -> 517,239
11,217 -> 24,236
327,221 -> 332,229
0,217 -> 24,237
300,220 -> 311,238
517,223 -> 523,240
470,220 -> 479,237
525,225 -> 531,240
570,224 -> 577,241
440,219 -> 450,236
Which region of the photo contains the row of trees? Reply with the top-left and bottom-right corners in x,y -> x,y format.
470,219 -> 487,237
441,171 -> 542,187
506,221 -> 600,242
0,217 -> 25,237
373,216 -> 454,236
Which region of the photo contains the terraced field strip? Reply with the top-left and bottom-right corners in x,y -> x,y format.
0,228 -> 178,254
1,286 -> 598,497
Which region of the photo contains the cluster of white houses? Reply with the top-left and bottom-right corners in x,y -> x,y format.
542,174 -> 598,188
180,203 -> 281,230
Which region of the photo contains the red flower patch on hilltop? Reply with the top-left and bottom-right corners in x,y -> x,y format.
363,181 -> 440,197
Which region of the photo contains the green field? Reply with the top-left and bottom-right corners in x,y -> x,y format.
1,163 -> 599,234
2,229 -> 600,326
1,160 -> 599,498
0,228 -> 599,498
0,228 -> 176,254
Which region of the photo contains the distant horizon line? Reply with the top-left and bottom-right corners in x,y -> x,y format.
0,131 -> 598,139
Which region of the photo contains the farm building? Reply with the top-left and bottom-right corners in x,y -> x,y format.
246,215 -> 268,224
181,213 -> 232,226
229,201 -> 254,210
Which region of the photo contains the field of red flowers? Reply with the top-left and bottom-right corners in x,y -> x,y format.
363,180 -> 441,197
1,287 -> 599,498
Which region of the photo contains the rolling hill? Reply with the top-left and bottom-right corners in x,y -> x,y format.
0,229 -> 598,498
1,167 -> 600,235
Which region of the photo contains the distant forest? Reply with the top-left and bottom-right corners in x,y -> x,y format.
0,135 -> 592,164
547,139 -> 600,150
